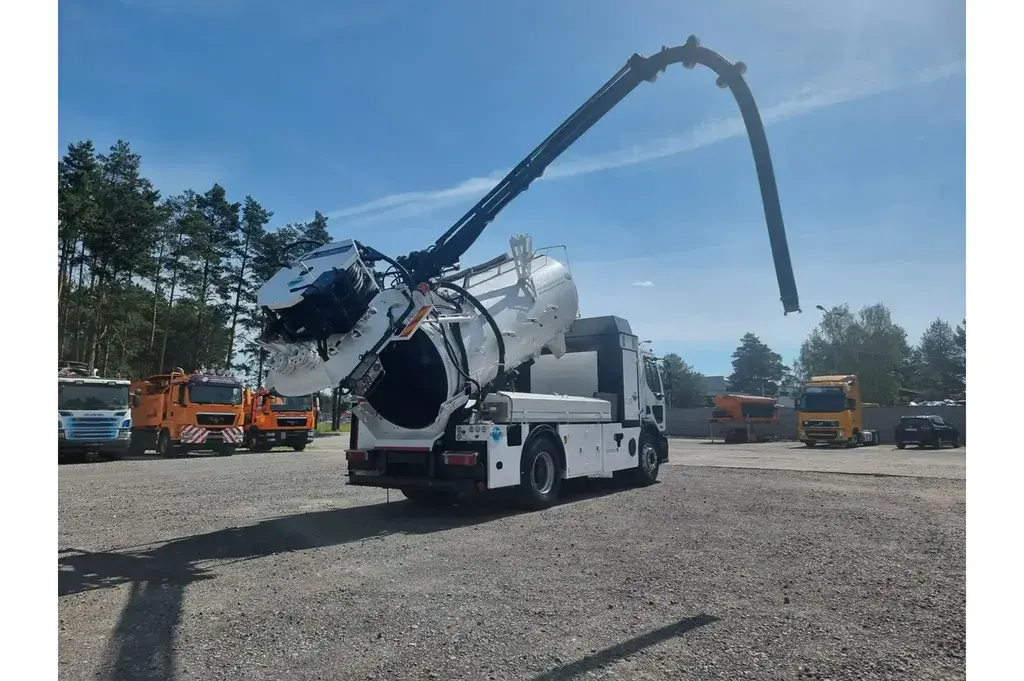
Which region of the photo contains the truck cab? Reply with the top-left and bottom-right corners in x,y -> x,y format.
130,370 -> 245,457
516,315 -> 670,463
639,344 -> 669,440
796,374 -> 877,447
243,388 -> 316,452
58,363 -> 132,461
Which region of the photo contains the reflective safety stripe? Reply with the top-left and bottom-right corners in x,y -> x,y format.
392,305 -> 433,340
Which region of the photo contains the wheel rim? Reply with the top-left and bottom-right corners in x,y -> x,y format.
532,450 -> 555,495
641,442 -> 658,474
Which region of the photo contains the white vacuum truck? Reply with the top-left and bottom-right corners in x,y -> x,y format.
254,36 -> 802,509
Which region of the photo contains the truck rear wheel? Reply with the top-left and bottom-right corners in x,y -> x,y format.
518,433 -> 562,511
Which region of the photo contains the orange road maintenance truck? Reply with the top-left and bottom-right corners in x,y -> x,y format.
130,370 -> 246,457
242,388 -> 316,452
709,394 -> 780,444
796,374 -> 879,447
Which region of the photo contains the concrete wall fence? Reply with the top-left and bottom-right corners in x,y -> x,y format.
666,406 -> 966,443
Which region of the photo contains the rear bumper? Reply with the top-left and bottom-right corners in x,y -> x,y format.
251,429 -> 314,445
59,439 -> 130,454
895,433 -> 939,445
347,471 -> 478,493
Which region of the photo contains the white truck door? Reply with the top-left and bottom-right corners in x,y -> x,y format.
621,348 -> 640,424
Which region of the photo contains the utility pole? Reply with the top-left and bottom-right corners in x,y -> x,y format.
816,304 -> 838,372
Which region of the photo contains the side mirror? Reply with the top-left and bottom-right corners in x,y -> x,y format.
654,392 -> 664,401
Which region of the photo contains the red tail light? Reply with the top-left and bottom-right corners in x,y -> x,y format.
443,452 -> 478,467
345,449 -> 367,462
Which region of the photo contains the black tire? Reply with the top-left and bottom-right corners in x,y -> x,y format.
896,442 -> 906,450
803,440 -> 818,448
157,430 -> 180,458
517,433 -> 563,511
617,432 -> 660,487
400,488 -> 454,507
292,443 -> 307,452
848,430 -> 862,448
931,436 -> 943,450
952,436 -> 961,448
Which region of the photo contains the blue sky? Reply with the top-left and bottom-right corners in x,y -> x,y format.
59,0 -> 966,376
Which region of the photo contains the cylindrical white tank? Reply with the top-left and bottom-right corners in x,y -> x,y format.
358,251 -> 579,439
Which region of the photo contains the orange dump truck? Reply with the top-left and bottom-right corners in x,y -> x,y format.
130,371 -> 246,457
242,388 -> 316,452
709,394 -> 780,444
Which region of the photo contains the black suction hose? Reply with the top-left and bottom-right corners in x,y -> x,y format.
433,281 -> 507,391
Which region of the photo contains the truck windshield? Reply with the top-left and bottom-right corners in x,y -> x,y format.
58,383 -> 129,411
188,385 -> 243,405
271,396 -> 311,412
798,388 -> 847,413
643,358 -> 663,395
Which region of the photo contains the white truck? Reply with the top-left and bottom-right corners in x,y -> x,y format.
58,362 -> 133,461
253,36 -> 802,509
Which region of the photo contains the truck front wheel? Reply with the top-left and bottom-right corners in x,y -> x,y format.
615,432 -> 660,487
518,434 -> 563,511
157,431 -> 180,459
292,443 -> 307,452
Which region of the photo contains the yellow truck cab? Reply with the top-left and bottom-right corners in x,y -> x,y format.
796,374 -> 878,447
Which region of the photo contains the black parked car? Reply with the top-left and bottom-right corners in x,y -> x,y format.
894,415 -> 962,449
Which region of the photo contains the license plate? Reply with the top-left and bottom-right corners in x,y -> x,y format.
278,432 -> 285,440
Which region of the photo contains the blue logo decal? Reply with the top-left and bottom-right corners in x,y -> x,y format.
490,426 -> 502,443
287,276 -> 305,287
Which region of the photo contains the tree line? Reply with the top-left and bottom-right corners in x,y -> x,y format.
58,139 -> 333,387
661,303 -> 966,407
59,141 -> 965,405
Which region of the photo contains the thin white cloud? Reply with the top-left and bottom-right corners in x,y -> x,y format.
326,61 -> 964,226
632,281 -> 655,288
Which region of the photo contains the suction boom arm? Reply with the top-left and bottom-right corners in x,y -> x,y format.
397,35 -> 801,314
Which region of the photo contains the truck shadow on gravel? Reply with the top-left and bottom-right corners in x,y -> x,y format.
529,614 -> 718,681
58,477 -> 640,681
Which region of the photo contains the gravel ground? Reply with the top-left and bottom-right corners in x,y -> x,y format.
59,441 -> 965,681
